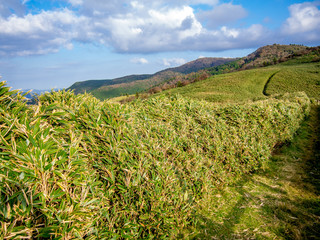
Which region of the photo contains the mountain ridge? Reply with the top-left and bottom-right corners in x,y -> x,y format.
68,44 -> 320,100
68,57 -> 235,99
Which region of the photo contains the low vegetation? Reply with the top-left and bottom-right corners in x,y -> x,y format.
0,80 -> 311,238
164,61 -> 320,104
164,67 -> 276,103
265,62 -> 320,100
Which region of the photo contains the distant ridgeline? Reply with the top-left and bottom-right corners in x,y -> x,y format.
22,89 -> 60,99
146,44 -> 320,96
67,57 -> 236,100
67,44 -> 320,100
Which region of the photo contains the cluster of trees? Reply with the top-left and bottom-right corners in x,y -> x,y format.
148,71 -> 210,93
119,71 -> 210,103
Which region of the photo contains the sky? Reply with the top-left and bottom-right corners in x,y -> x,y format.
0,0 -> 320,90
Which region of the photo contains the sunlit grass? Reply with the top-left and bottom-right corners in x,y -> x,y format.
165,62 -> 320,104
0,81 -> 311,238
265,62 -> 320,100
165,67 -> 280,103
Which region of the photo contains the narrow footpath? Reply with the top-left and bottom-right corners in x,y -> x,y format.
194,105 -> 320,239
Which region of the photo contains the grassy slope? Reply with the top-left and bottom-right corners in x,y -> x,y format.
265,62 -> 320,99
155,56 -> 320,239
165,67 -> 279,103
165,61 -> 320,103
90,71 -> 181,99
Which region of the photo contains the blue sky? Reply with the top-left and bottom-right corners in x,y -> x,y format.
0,0 -> 320,90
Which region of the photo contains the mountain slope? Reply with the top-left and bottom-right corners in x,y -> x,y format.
163,60 -> 320,103
68,57 -> 235,99
68,44 -> 320,101
238,44 -> 316,69
162,57 -> 237,74
69,74 -> 152,94
143,45 -> 320,97
207,44 -> 320,75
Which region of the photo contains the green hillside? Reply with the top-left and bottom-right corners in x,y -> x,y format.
68,74 -> 152,94
68,57 -> 235,99
265,62 -> 320,98
89,71 -> 181,99
68,45 -> 319,101
164,61 -> 320,103
123,45 -> 320,99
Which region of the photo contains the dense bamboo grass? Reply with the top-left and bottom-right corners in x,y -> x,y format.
0,81 -> 310,238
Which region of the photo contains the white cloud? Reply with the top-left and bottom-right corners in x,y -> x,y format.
130,1 -> 144,10
179,24 -> 270,52
2,0 -> 319,57
0,0 -> 25,17
0,9 -> 90,56
197,3 -> 247,29
130,57 -> 149,64
0,1 -> 271,56
282,2 -> 320,36
106,6 -> 202,52
163,58 -> 186,67
221,26 -> 240,38
69,0 -> 84,6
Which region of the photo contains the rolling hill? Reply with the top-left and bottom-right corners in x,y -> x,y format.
68,57 -> 236,99
116,44 -> 320,103
68,44 -> 319,101
163,61 -> 320,104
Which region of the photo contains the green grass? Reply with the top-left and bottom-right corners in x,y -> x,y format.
165,67 -> 279,103
265,62 -> 320,100
191,105 -> 320,239
165,61 -> 320,103
0,81 -> 311,239
90,75 -> 174,100
91,84 -> 146,99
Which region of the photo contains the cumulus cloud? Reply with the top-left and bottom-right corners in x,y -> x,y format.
282,2 -> 320,42
197,3 -> 248,28
69,0 -> 84,6
2,0 -> 318,57
130,57 -> 149,64
105,5 -> 202,52
163,58 -> 186,67
0,0 -> 270,56
0,0 -> 25,17
179,24 -> 271,52
0,8 -> 90,56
